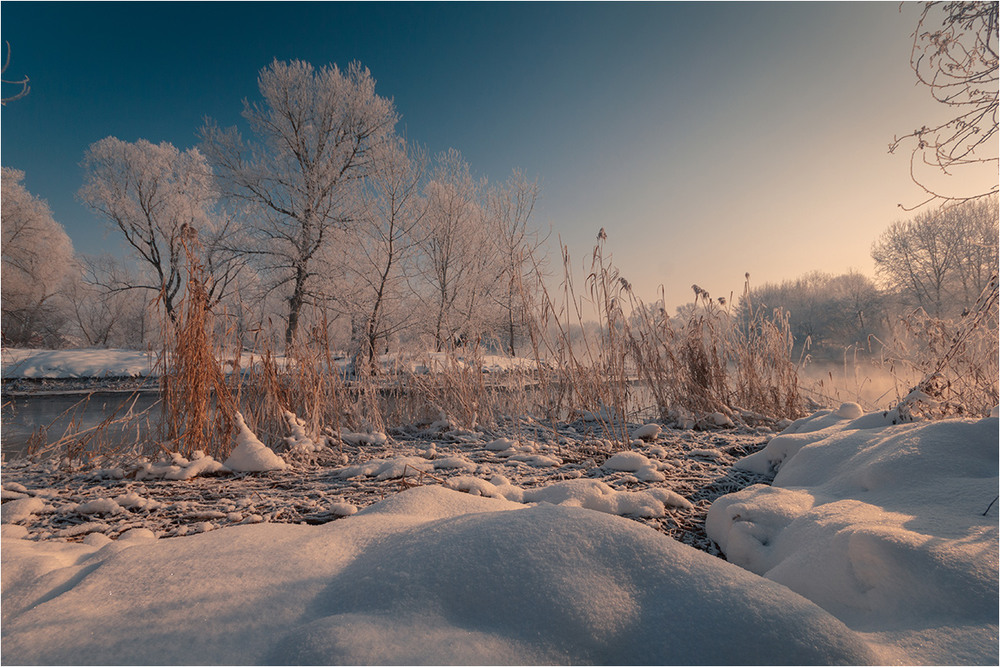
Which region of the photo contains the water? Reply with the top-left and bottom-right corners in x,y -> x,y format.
1,391 -> 162,459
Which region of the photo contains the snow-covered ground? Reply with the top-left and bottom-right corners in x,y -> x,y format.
2,347 -> 160,380
1,349 -> 997,664
1,347 -> 533,382
706,408 -> 999,664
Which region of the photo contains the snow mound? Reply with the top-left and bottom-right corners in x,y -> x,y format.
524,478 -> 692,517
446,475 -> 691,516
1,486 -> 876,665
707,415 -> 999,664
633,423 -> 661,441
1,496 -> 49,523
336,456 -> 432,480
603,451 -> 665,481
135,451 -> 231,480
223,412 -> 287,472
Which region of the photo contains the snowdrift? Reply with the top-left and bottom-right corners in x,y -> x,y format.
2,485 -> 875,665
707,407 -> 999,664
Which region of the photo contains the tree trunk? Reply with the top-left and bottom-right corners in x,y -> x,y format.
285,266 -> 308,349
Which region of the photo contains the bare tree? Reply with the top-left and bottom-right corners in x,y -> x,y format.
79,138 -> 239,324
335,135 -> 427,369
890,2 -> 999,207
871,195 -> 998,316
200,59 -> 397,348
68,255 -> 155,347
1,168 -> 75,345
415,149 -> 493,351
486,169 -> 544,355
1,42 -> 30,106
742,271 -> 886,361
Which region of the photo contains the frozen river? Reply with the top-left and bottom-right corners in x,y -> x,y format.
1,390 -> 161,458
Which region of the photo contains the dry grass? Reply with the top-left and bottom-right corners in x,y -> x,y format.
517,234 -> 804,445
160,235 -> 236,459
873,274 -> 999,418
13,236 -> 995,466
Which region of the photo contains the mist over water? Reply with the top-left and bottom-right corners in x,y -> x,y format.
798,359 -> 920,411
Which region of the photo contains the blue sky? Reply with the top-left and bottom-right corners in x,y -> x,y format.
1,2 -> 988,309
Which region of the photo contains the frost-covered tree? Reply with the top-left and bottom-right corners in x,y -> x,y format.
890,2 -> 998,206
741,271 -> 885,361
416,149 -> 494,351
1,42 -> 30,106
872,196 -> 999,317
68,255 -> 155,348
79,137 -> 238,324
335,136 -> 426,368
1,168 -> 75,346
201,59 -> 398,348
486,169 -> 544,355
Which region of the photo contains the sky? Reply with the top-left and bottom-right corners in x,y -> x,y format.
1,2 -> 993,311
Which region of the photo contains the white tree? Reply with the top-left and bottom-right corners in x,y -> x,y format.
334,135 -> 427,369
416,149 -> 494,351
68,254 -> 156,348
486,169 -> 544,355
79,137 -> 238,324
1,168 -> 76,346
872,196 -> 999,317
200,59 -> 398,348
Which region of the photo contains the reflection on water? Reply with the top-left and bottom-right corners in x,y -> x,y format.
1,392 -> 162,458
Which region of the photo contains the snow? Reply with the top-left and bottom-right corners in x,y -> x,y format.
706,413 -> 999,664
633,422 -> 661,440
223,412 -> 287,472
603,450 -> 666,481
1,496 -> 48,523
2,485 -> 877,665
1,347 -> 157,379
1,346 -> 996,664
74,498 -> 122,515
